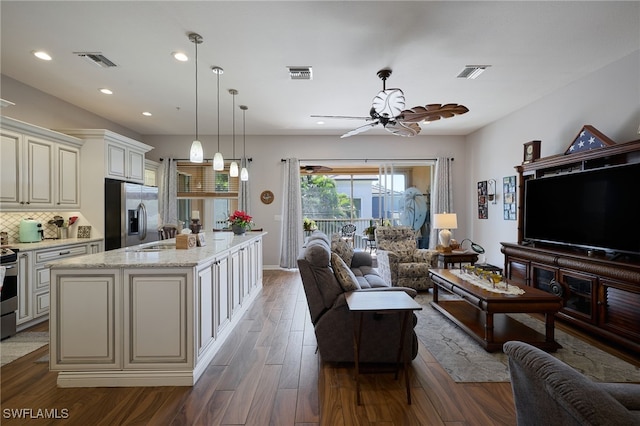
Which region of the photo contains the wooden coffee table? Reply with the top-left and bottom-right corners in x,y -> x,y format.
428,269 -> 562,352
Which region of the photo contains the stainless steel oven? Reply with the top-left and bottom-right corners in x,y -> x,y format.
1,248 -> 18,340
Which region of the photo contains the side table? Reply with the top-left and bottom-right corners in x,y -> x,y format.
345,291 -> 422,405
437,251 -> 478,269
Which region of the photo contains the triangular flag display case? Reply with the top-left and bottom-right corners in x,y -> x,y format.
564,125 -> 616,155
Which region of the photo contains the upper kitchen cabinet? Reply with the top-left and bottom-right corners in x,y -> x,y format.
57,129 -> 153,184
0,117 -> 83,211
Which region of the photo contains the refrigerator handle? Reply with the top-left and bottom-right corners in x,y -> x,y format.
139,202 -> 147,240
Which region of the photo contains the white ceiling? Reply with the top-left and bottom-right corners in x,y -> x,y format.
1,1 -> 638,138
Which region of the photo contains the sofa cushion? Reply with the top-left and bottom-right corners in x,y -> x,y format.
331,252 -> 360,292
303,241 -> 331,267
352,265 -> 389,289
331,233 -> 354,266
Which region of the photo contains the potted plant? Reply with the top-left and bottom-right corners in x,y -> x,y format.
228,210 -> 254,235
303,217 -> 317,232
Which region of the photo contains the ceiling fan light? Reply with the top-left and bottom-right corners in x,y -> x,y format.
213,152 -> 224,170
190,140 -> 204,163
240,167 -> 249,181
230,161 -> 239,177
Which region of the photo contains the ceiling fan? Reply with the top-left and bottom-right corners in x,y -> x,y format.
312,69 -> 469,138
301,165 -> 333,174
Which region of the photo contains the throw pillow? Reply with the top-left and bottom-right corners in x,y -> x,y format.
330,233 -> 354,266
331,252 -> 360,292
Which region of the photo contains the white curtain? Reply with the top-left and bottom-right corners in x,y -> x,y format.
238,157 -> 250,213
429,157 -> 454,249
279,158 -> 304,269
158,158 -> 178,227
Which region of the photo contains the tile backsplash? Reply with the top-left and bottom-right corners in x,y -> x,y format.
0,211 -> 91,243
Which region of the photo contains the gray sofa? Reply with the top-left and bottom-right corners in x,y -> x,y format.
297,231 -> 419,363
504,341 -> 640,426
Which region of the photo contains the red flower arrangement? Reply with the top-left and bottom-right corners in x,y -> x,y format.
228,210 -> 254,229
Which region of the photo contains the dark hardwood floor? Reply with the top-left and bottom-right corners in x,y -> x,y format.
1,269 -> 637,425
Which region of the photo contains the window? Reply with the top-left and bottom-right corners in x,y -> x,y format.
176,162 -> 239,228
300,161 -> 434,246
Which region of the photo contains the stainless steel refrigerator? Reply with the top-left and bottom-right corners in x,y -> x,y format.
105,179 -> 159,250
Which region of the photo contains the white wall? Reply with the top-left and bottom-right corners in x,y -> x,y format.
466,50 -> 640,266
143,134 -> 467,267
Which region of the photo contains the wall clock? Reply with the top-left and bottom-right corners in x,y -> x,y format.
260,190 -> 274,204
523,140 -> 541,163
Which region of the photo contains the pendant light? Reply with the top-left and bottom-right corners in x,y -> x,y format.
188,33 -> 204,163
212,66 -> 224,171
240,105 -> 249,181
228,89 -> 239,177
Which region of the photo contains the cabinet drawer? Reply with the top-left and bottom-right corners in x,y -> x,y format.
35,291 -> 50,316
35,244 -> 88,264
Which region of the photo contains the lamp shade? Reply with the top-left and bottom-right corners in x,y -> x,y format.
213,152 -> 224,171
433,213 -> 458,230
240,166 -> 249,181
190,140 -> 203,163
229,161 -> 239,177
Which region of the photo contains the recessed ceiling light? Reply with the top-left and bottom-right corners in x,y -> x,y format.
99,88 -> 113,95
316,121 -> 325,125
173,52 -> 188,62
142,112 -> 152,117
33,51 -> 52,61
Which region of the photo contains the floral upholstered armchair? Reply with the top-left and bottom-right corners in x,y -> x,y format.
375,226 -> 438,291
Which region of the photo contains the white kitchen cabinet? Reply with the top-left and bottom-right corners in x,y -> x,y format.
0,117 -> 83,211
16,251 -> 33,325
17,240 -> 104,331
56,145 -> 80,208
106,140 -> 145,183
57,128 -> 152,184
50,269 -> 121,369
49,232 -> 264,387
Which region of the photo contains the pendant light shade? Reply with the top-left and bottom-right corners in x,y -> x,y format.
229,89 -> 239,177
240,105 -> 249,181
212,66 -> 224,171
189,33 -> 204,163
190,140 -> 203,163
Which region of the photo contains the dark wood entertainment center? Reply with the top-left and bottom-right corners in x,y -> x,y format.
502,137 -> 640,355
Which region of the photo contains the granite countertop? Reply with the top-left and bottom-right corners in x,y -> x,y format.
10,237 -> 103,252
47,231 -> 266,269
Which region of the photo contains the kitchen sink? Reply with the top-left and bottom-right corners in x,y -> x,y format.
130,243 -> 176,252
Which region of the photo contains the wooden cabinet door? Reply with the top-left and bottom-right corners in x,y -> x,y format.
598,279 -> 640,341
505,257 -> 528,286
16,251 -> 33,325
559,269 -> 597,323
216,256 -> 230,333
127,148 -> 145,182
106,142 -> 127,179
196,264 -> 215,358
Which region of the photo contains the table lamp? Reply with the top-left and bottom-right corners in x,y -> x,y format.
433,212 -> 458,249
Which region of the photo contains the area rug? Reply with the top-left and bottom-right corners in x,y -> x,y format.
414,293 -> 640,383
0,331 -> 49,366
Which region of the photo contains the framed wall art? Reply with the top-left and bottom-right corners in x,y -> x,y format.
503,176 -> 517,220
477,180 -> 488,219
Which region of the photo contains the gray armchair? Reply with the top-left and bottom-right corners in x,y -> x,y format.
297,231 -> 419,363
375,226 -> 438,291
504,341 -> 640,426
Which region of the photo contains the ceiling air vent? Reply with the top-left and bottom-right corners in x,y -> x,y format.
288,66 -> 312,80
457,65 -> 490,79
74,52 -> 118,68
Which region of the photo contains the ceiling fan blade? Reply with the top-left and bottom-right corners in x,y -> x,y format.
340,121 -> 379,138
385,121 -> 421,137
372,89 -> 405,118
310,115 -> 373,121
400,103 -> 469,123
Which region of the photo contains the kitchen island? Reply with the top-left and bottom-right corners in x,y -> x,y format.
48,231 -> 264,387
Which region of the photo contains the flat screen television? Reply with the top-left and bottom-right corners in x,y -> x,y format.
523,162 -> 640,256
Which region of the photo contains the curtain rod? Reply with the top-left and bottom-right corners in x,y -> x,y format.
280,157 -> 450,162
161,157 -> 252,162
